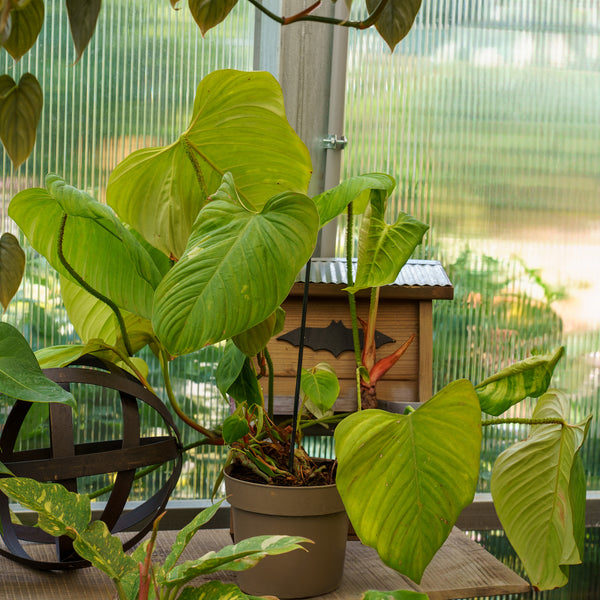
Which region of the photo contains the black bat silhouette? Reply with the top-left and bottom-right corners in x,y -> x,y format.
277,320 -> 395,358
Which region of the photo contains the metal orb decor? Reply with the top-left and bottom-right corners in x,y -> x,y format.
0,357 -> 182,570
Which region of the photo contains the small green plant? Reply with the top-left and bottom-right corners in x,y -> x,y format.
0,475 -> 308,600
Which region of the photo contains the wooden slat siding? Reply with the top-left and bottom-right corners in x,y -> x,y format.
419,300 -> 433,402
0,528 -> 529,600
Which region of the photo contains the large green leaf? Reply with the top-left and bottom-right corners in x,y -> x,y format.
106,143 -> 206,260
188,0 -> 239,35
335,379 -> 481,583
0,73 -> 42,168
0,322 -> 75,407
0,477 -> 90,537
475,347 -> 564,416
366,0 -> 422,52
349,207 -> 428,293
2,0 -> 44,61
9,175 -> 162,319
60,276 -> 155,355
163,535 -> 309,586
312,173 -> 396,227
66,0 -> 102,63
491,391 -> 591,590
0,232 -> 25,311
152,176 -> 319,355
107,70 -> 312,260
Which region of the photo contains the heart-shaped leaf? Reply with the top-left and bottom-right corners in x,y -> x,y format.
0,73 -> 42,168
66,0 -> 102,63
9,175 -> 162,320
0,322 -> 75,407
152,176 -> 319,355
107,70 -> 312,260
301,363 -> 340,414
222,410 -> 251,445
0,232 -> 25,311
366,0 -> 422,52
189,0 -> 239,35
106,143 -> 206,260
312,173 -> 396,226
2,0 -> 44,61
335,379 -> 481,583
349,208 -> 428,293
475,346 -> 564,416
491,391 -> 591,590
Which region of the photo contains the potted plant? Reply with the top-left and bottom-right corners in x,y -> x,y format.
3,68 -> 591,598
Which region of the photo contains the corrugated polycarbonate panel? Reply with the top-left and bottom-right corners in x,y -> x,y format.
343,0 -> 600,491
0,1 -> 253,500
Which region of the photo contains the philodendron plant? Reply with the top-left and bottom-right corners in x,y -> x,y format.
4,68 -> 592,594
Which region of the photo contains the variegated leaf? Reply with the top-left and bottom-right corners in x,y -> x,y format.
163,535 -> 309,587
73,520 -> 138,581
0,477 -> 90,537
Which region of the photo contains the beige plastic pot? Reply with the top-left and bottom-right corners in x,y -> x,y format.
224,469 -> 348,599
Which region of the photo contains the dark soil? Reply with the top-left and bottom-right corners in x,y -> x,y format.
228,455 -> 337,487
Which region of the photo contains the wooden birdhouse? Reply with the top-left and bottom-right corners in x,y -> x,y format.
264,258 -> 453,415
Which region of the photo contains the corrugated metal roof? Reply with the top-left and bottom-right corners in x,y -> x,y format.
296,258 -> 452,288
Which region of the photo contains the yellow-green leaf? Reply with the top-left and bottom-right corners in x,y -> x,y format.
475,347 -> 564,416
491,391 -> 591,590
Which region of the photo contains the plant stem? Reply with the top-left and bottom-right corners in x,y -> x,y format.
159,349 -> 222,441
57,214 -> 134,357
345,202 -> 363,408
247,0 -> 390,30
265,347 -> 274,419
482,417 -> 567,427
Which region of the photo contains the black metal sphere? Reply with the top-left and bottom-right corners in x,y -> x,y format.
0,356 -> 182,570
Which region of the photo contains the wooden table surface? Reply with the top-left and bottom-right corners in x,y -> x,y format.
0,528 -> 530,600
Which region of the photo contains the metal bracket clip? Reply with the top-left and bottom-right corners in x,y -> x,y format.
321,134 -> 348,150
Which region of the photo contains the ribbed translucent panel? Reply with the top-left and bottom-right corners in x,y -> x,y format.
1,1 -> 253,500
344,1 -> 600,490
